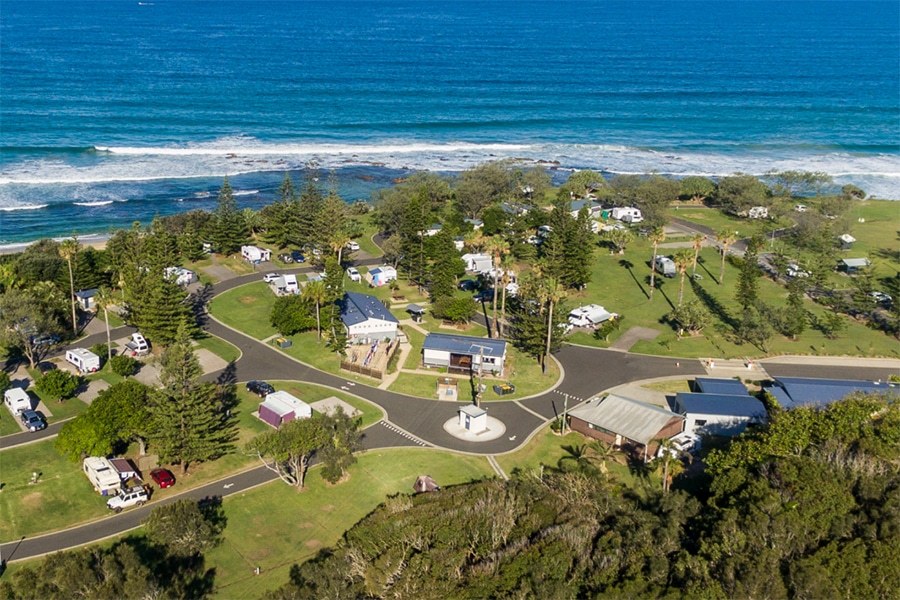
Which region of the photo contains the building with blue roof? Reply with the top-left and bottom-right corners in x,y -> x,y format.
422,333 -> 507,374
339,292 -> 399,342
674,392 -> 766,436
694,377 -> 749,396
767,377 -> 896,410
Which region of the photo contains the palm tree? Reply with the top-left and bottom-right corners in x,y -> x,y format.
648,227 -> 666,301
715,229 -> 736,285
654,438 -> 685,493
674,249 -> 694,306
58,236 -> 80,335
464,229 -> 486,253
242,207 -> 262,239
485,237 -> 510,337
330,231 -> 351,266
498,253 -> 515,338
94,286 -> 114,363
302,279 -> 328,341
690,233 -> 706,277
543,279 -> 565,375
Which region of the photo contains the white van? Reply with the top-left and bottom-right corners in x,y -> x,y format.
66,348 -> 101,374
4,387 -> 32,415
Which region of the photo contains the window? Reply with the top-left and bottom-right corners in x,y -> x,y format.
695,419 -> 707,426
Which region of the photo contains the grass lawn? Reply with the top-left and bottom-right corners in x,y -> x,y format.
206,448 -> 493,598
194,334 -> 241,363
208,282 -> 278,340
0,411 -> 24,436
402,326 -> 426,370
642,379 -> 692,393
667,205 -> 748,236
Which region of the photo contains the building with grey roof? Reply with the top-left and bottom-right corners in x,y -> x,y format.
339,292 -> 399,342
421,333 -> 507,374
767,377 -> 896,410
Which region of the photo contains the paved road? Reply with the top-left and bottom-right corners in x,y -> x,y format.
3,265 -> 897,562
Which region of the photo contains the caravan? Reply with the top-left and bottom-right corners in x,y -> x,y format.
4,387 -> 32,415
83,456 -> 123,496
568,305 -> 618,328
654,256 -> 677,278
610,207 -> 643,223
66,348 -> 101,373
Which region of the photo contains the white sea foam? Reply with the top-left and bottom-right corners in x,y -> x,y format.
3,139 -> 899,198
0,204 -> 48,212
73,200 -> 115,207
233,189 -> 259,196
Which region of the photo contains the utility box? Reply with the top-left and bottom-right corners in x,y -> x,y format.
275,337 -> 292,349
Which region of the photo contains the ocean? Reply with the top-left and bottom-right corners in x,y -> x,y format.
1,0 -> 898,247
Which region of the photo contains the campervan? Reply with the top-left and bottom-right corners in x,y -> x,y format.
654,256 -> 677,278
66,348 -> 100,373
83,456 -> 123,496
3,387 -> 32,415
124,333 -> 150,357
568,304 -> 617,328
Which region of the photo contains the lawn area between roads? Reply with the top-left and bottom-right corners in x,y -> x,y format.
0,382 -> 383,542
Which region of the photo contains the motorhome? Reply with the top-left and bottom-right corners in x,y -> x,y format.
654,256 -> 677,277
66,348 -> 101,373
3,387 -> 32,415
124,332 -> 150,357
83,456 -> 123,496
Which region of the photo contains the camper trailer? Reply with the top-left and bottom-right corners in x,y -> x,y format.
610,207 -> 643,222
3,387 -> 32,415
83,456 -> 123,496
66,348 -> 100,374
654,256 -> 677,277
568,305 -> 618,328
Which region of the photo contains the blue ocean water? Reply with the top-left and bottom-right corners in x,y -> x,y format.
1,0 -> 898,246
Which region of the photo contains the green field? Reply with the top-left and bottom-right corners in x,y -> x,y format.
208,281 -> 278,340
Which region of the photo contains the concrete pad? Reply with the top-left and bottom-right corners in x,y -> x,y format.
609,326 -> 660,351
132,362 -> 162,387
310,396 -> 361,418
79,379 -> 110,405
201,264 -> 240,282
195,347 -> 229,375
442,415 -> 506,442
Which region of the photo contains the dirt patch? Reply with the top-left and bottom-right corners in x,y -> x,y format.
297,521 -> 314,529
238,295 -> 258,305
305,539 -> 323,550
319,504 -> 336,513
21,491 -> 43,509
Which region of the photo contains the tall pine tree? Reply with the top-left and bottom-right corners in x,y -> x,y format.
211,176 -> 248,255
399,187 -> 430,288
151,321 -> 235,474
428,230 -> 464,302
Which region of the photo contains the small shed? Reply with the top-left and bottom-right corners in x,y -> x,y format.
840,258 -> 871,274
838,234 -> 856,250
458,404 -> 488,433
406,303 -> 426,323
74,288 -> 99,310
413,475 -> 440,493
258,391 -> 313,428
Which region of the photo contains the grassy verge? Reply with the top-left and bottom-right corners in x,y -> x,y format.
194,334 -> 241,363
208,282 -> 278,340
0,411 -> 24,436
206,448 -> 493,598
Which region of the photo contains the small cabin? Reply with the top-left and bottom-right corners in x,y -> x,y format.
458,404 -> 488,433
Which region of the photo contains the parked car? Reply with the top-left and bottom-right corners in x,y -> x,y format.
30,333 -> 61,347
278,253 -> 294,264
868,291 -> 893,306
106,486 -> 149,513
346,267 -> 361,282
290,250 -> 306,263
150,468 -> 176,489
246,380 -> 275,397
474,289 -> 495,302
346,241 -> 360,252
786,264 -> 810,278
37,361 -> 57,375
263,273 -> 280,283
20,409 -> 47,432
601,222 -> 626,233
658,432 -> 701,458
794,204 -> 808,212
458,279 -> 479,292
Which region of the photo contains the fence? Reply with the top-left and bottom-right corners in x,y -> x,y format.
339,336 -> 403,380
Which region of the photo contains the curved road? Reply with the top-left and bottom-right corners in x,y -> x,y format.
3,266 -> 898,562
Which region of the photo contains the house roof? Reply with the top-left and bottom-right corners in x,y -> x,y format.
260,391 -> 310,417
340,292 -> 399,327
74,288 -> 99,299
675,392 -> 765,418
422,333 -> 506,358
695,377 -> 749,396
568,394 -> 682,446
769,376 -> 895,409
838,234 -> 856,243
459,404 -> 487,418
841,258 -> 871,268
406,303 -> 426,314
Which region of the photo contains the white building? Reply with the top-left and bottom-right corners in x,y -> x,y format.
340,292 -> 400,342
460,253 -> 492,273
422,333 -> 507,375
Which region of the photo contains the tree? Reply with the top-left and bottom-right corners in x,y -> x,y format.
428,231 -> 464,302
0,289 -> 61,368
143,499 -> 224,557
35,369 -> 80,403
454,161 -> 514,218
152,321 -> 235,474
59,236 -> 80,335
774,278 -> 808,340
562,169 -> 607,198
0,370 -> 10,393
690,233 -> 705,277
270,294 -> 316,336
738,305 -> 774,352
716,174 -> 769,215
109,354 -> 138,377
94,286 -> 115,363
603,227 -> 633,255
715,228 -> 737,284
815,311 -> 847,340
246,415 -> 329,488
648,227 -> 666,301
431,296 -> 477,324
680,176 -> 716,203
399,186 -> 431,289
211,176 -> 248,255
485,237 -> 510,335
542,279 -> 566,375
668,300 -> 711,336
636,175 -> 678,228
735,237 -> 762,310
302,279 -> 328,341
263,173 -> 298,248
674,249 -> 694,306
319,408 -> 364,484
498,253 -> 516,337
653,439 -> 683,493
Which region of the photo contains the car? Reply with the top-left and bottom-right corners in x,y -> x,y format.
37,361 -> 57,375
20,409 -> 47,432
246,380 -> 275,397
150,468 -> 176,489
263,272 -> 280,283
794,204 -> 808,212
30,333 -> 61,347
346,267 -> 361,282
346,241 -> 360,252
601,223 -> 626,232
474,289 -> 495,302
458,279 -> 479,292
278,253 -> 294,264
786,264 -> 810,278
106,486 -> 149,513
658,432 -> 701,458
505,282 -> 519,297
868,291 -> 893,305
290,250 -> 306,263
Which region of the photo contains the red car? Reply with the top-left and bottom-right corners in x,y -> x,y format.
150,468 -> 176,489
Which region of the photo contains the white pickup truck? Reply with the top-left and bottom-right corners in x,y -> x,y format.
124,333 -> 150,357
106,485 -> 149,513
